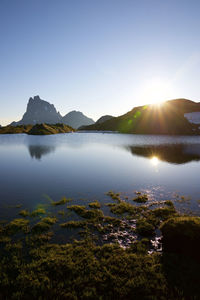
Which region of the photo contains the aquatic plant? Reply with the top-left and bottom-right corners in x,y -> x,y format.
30,208 -> 46,217
133,194 -> 148,203
5,218 -> 29,235
68,205 -> 104,220
19,209 -> 29,217
106,191 -> 121,202
164,200 -> 174,207
88,201 -> 101,209
60,220 -> 86,229
31,217 -> 57,234
136,218 -> 155,237
52,197 -> 71,206
109,201 -> 143,216
152,206 -> 176,220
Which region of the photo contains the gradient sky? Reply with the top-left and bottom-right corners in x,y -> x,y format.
1,0 -> 200,125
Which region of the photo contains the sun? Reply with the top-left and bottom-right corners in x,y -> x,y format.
140,77 -> 174,106
151,100 -> 164,107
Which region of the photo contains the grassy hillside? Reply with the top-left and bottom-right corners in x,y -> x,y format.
0,124 -> 33,134
81,99 -> 200,135
0,123 -> 75,135
28,123 -> 75,135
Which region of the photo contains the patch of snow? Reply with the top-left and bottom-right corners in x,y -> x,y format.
184,112 -> 200,124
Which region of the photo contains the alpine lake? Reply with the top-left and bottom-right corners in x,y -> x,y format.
1,132 -> 200,243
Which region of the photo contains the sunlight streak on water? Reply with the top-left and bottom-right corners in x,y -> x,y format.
150,156 -> 159,166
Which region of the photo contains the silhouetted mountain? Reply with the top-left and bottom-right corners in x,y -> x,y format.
96,115 -> 114,124
11,96 -> 62,126
11,96 -> 94,129
126,144 -> 200,164
81,99 -> 200,135
62,111 -> 94,129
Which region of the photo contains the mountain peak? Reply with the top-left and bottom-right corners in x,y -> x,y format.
28,95 -> 41,103
11,96 -> 62,126
62,110 -> 94,129
10,96 -> 95,128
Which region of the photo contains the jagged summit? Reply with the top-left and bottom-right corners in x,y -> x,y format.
11,96 -> 62,126
11,96 -> 94,128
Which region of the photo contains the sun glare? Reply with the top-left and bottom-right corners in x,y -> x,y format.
150,156 -> 159,166
151,100 -> 164,107
139,77 -> 174,106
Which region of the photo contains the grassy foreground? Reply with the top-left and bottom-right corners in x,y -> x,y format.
0,193 -> 200,299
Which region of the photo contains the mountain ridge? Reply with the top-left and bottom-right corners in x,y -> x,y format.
62,110 -> 94,129
80,98 -> 200,135
11,96 -> 95,129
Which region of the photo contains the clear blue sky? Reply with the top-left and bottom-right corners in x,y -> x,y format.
1,0 -> 200,125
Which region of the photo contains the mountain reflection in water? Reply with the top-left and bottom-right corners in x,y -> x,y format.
126,144 -> 200,164
28,145 -> 56,160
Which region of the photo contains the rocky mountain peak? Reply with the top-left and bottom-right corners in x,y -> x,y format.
10,96 -> 95,128
11,95 -> 62,126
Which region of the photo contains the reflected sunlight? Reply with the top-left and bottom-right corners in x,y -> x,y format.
150,156 -> 159,166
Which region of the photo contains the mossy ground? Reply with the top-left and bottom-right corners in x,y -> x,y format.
0,123 -> 75,135
0,192 -> 200,299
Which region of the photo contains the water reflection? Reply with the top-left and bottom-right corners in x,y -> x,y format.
1,133 -> 200,217
150,156 -> 159,166
28,145 -> 56,160
126,144 -> 200,164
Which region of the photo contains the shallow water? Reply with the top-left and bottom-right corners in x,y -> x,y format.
1,132 -> 200,218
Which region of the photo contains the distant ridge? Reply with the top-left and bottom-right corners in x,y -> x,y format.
80,98 -> 200,135
62,110 -> 94,129
11,95 -> 94,129
96,115 -> 114,124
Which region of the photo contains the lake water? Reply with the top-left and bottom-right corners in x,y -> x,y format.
1,132 -> 200,219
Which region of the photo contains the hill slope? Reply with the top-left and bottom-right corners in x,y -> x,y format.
81,99 -> 200,135
95,115 -> 114,124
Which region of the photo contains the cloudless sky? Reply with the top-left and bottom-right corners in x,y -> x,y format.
1,0 -> 200,125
